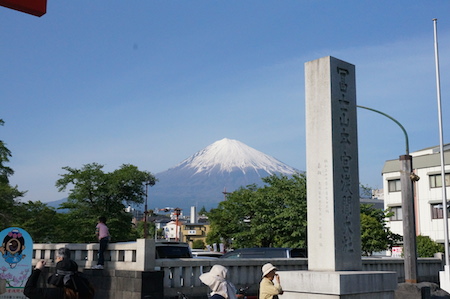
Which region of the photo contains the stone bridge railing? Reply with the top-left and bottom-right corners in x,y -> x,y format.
31,240 -> 444,298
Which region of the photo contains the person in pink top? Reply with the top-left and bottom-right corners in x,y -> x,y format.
92,216 -> 110,270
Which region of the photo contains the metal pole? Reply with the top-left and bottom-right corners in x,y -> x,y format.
433,18 -> 449,268
144,182 -> 149,238
174,208 -> 181,241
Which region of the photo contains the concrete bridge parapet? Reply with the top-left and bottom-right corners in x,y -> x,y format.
31,241 -> 443,298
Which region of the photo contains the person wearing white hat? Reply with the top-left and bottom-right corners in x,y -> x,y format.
199,264 -> 240,299
259,263 -> 283,299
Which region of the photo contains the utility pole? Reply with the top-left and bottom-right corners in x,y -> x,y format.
144,181 -> 151,239
400,155 -> 418,283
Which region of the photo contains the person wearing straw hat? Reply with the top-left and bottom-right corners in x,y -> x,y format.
199,264 -> 241,299
259,263 -> 283,299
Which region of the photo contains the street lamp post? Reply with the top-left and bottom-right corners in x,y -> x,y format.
144,181 -> 151,239
358,105 -> 418,283
222,188 -> 231,201
174,208 -> 182,241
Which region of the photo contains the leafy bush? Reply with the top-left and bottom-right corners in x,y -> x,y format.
192,239 -> 205,249
416,235 -> 444,257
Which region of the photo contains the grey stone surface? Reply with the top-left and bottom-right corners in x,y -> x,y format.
305,56 -> 361,272
280,270 -> 397,298
302,56 -> 396,298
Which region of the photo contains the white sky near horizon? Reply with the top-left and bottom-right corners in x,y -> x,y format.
2,1 -> 450,204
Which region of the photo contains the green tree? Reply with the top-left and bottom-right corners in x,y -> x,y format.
417,235 -> 444,257
0,119 -> 26,230
360,204 -> 402,256
55,163 -> 157,242
135,220 -> 156,239
11,201 -> 65,242
198,206 -> 208,216
207,173 -> 307,249
192,240 -> 205,249
207,184 -> 259,248
359,183 -> 373,198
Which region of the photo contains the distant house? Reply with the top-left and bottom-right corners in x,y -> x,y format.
360,195 -> 384,210
383,144 -> 450,244
180,221 -> 211,248
160,207 -> 211,248
164,220 -> 181,240
153,216 -> 171,230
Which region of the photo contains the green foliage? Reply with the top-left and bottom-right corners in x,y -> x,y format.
55,163 -> 157,242
417,235 -> 444,257
0,119 -> 13,182
360,213 -> 387,255
207,173 -> 307,249
0,119 -> 26,230
192,239 -> 205,249
10,201 -> 65,242
198,206 -> 208,216
134,220 -> 156,239
156,228 -> 164,239
359,183 -> 372,198
0,183 -> 25,230
61,212 -> 101,243
360,204 -> 402,256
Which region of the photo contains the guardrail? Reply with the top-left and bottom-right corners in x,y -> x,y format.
31,240 -> 444,298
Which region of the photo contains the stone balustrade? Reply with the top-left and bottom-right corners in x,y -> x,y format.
31,240 -> 444,298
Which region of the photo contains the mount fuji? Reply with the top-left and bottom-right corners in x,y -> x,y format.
149,138 -> 299,211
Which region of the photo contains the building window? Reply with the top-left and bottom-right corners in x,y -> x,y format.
429,173 -> 450,188
431,203 -> 450,219
389,206 -> 403,221
388,179 -> 401,192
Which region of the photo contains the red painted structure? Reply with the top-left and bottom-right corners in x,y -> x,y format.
0,0 -> 47,17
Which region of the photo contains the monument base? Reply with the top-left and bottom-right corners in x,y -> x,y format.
278,270 -> 397,299
439,265 -> 450,293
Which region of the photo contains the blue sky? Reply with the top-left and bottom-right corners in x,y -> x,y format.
2,1 -> 450,203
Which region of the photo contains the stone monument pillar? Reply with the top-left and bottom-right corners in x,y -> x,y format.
305,56 -> 361,272
278,56 -> 397,298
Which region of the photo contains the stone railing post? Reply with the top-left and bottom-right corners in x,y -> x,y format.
136,238 -> 155,271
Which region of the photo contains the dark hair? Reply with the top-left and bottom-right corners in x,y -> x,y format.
98,216 -> 107,224
57,247 -> 71,260
2,229 -> 25,255
64,286 -> 95,299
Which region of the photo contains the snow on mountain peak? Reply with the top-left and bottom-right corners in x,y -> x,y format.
176,138 -> 297,175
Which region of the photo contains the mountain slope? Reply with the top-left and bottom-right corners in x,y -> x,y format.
149,138 -> 299,210
176,138 -> 297,175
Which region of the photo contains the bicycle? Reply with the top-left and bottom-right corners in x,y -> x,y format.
177,291 -> 189,299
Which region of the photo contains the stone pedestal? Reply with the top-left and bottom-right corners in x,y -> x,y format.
279,270 -> 397,299
440,265 -> 450,293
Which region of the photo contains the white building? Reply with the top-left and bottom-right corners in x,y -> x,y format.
383,144 -> 450,244
164,221 -> 182,240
